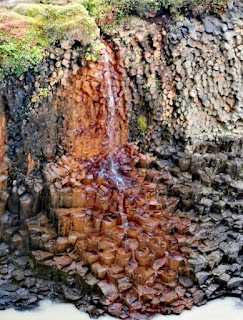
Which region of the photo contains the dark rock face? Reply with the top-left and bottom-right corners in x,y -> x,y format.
0,96 -> 8,227
0,243 -> 102,316
108,1 -> 243,149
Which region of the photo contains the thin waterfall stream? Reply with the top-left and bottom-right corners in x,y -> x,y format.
103,49 -> 126,190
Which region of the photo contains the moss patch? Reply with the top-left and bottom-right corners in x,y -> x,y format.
13,2 -> 99,44
137,114 -> 147,133
79,0 -> 229,30
0,10 -> 44,78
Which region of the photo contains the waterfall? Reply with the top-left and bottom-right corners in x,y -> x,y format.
103,49 -> 116,153
102,48 -> 126,189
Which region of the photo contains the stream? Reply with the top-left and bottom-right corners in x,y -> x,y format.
0,297 -> 242,320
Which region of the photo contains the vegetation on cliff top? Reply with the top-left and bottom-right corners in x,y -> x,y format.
82,0 -> 229,29
0,0 -> 99,79
0,0 -> 228,80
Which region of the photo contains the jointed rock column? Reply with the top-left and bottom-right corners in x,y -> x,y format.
0,97 -> 8,235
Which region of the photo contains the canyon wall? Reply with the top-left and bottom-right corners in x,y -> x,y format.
0,0 -> 242,318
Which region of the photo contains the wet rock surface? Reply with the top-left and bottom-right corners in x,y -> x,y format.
22,46 -> 203,317
1,136 -> 242,318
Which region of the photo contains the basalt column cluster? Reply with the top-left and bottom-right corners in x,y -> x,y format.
108,1 -> 243,150
25,46 -> 204,319
57,47 -> 127,160
0,2 -> 242,318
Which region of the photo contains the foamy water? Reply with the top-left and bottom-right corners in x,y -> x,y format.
0,297 -> 242,320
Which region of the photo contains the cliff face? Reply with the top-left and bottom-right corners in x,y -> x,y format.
107,1 -> 243,149
0,0 -> 242,318
0,97 -> 8,225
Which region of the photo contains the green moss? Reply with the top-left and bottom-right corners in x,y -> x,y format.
0,0 -> 228,81
0,1 -> 99,80
162,139 -> 169,147
29,258 -> 36,270
30,88 -> 48,104
143,83 -> 151,90
137,114 -> 147,133
14,3 -> 99,44
81,0 -> 228,30
85,39 -> 105,61
0,10 -> 44,78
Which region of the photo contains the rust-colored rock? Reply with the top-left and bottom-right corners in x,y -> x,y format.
58,46 -> 128,161
29,44 -> 197,319
39,143 -> 197,317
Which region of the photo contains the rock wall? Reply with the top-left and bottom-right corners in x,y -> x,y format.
59,45 -> 128,160
0,0 -> 242,317
168,0 -> 243,144
2,1 -> 242,190
108,17 -> 175,148
1,41 -> 82,249
147,136 -> 243,300
109,0 -> 243,149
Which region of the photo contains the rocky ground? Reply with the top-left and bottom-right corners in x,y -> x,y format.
0,137 -> 242,318
0,243 -> 103,316
149,136 -> 243,301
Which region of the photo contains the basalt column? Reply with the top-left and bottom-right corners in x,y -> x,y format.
0,97 -> 8,235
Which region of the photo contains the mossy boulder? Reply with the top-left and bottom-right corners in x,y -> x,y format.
0,0 -> 99,79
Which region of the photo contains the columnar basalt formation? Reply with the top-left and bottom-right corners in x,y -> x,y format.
108,1 -> 243,149
109,18 -> 176,145
0,1 -> 242,317
29,150 -> 203,318
167,2 -> 243,144
146,137 -> 243,301
59,46 -> 128,160
23,47 -> 205,318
